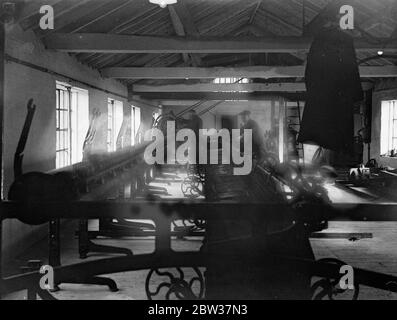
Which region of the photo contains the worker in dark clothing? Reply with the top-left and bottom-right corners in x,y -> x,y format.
186,109 -> 203,137
186,110 -> 203,164
287,125 -> 299,162
297,12 -> 363,164
239,110 -> 265,160
205,110 -> 315,300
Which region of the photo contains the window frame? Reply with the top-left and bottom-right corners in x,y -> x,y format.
131,105 -> 141,146
107,98 -> 124,152
380,99 -> 397,157
56,83 -> 72,168
55,82 -> 89,168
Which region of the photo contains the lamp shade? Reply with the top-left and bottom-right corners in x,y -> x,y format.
149,0 -> 177,8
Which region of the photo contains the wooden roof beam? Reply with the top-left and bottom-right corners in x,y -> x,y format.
198,0 -> 258,35
132,81 -> 373,93
168,2 -> 201,66
103,66 -> 305,79
303,0 -> 344,36
101,66 -> 397,79
133,92 -> 305,101
133,82 -> 307,92
249,1 -> 262,25
44,34 -> 394,53
236,24 -> 306,62
390,1 -> 397,39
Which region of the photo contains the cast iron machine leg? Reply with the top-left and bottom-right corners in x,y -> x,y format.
78,219 -> 133,259
48,219 -> 61,267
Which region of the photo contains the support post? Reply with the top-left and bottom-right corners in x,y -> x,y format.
155,217 -> 171,254
48,219 -> 61,267
78,219 -> 90,259
0,6 -> 6,288
279,98 -> 286,163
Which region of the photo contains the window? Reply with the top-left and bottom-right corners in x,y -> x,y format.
381,100 -> 397,157
152,110 -> 161,127
213,78 -> 250,101
56,82 -> 89,168
131,105 -> 141,146
107,98 -> 124,152
213,77 -> 250,85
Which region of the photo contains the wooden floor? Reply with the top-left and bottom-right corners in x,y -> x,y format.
3,169 -> 397,300
3,220 -> 397,300
312,221 -> 397,300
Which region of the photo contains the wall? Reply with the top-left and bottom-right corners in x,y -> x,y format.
132,100 -> 160,137
370,83 -> 397,169
163,100 -> 275,131
1,23 -> 156,264
162,101 -> 216,129
162,99 -> 286,165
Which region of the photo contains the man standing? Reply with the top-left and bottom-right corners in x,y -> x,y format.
239,110 -> 265,160
186,110 -> 203,138
186,110 -> 203,164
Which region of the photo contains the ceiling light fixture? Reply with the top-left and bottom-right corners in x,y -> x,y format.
377,50 -> 384,56
149,0 -> 177,8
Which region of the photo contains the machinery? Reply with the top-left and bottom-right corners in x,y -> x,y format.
1,100 -> 397,300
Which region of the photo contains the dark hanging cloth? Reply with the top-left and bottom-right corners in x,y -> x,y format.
241,119 -> 264,157
297,28 -> 363,153
186,114 -> 203,164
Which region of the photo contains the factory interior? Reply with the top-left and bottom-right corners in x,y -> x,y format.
0,0 -> 397,300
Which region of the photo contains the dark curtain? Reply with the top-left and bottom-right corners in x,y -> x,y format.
298,28 -> 363,153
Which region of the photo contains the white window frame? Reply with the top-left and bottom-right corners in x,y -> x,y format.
107,98 -> 124,152
213,77 -> 250,85
56,82 -> 89,168
213,78 -> 250,101
380,99 -> 397,157
131,105 -> 141,146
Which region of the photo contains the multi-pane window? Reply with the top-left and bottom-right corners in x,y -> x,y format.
131,105 -> 141,146
107,98 -> 124,152
56,82 -> 89,168
213,77 -> 250,84
381,100 -> 397,157
56,84 -> 70,168
213,78 -> 250,101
